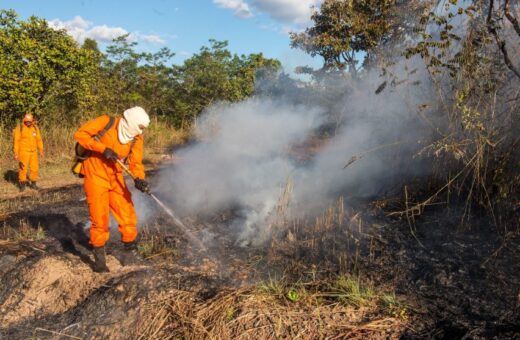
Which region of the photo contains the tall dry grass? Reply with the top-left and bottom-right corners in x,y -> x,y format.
0,117 -> 189,195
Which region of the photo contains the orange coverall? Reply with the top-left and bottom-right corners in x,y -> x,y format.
13,121 -> 44,182
74,115 -> 145,247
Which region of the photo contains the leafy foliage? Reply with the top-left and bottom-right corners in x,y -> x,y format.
0,11 -> 281,128
403,0 -> 520,227
290,0 -> 428,73
170,40 -> 281,127
0,10 -> 99,124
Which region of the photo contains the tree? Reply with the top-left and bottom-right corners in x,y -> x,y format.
0,11 -> 281,128
290,0 -> 427,74
403,0 -> 520,226
102,34 -> 145,112
170,40 -> 281,127
138,47 -> 176,116
0,10 -> 99,124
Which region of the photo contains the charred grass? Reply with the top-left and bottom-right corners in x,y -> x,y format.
0,186 -> 414,339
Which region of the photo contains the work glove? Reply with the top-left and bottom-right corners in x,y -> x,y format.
134,178 -> 150,194
103,147 -> 119,162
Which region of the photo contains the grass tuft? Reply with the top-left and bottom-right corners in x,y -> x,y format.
328,275 -> 375,308
257,277 -> 286,298
138,225 -> 178,261
0,219 -> 46,242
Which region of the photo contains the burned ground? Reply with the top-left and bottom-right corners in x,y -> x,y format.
0,178 -> 519,339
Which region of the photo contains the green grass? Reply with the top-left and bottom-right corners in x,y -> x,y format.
257,277 -> 287,298
328,275 -> 376,308
380,292 -> 408,319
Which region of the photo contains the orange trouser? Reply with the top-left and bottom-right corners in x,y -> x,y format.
85,176 -> 138,247
18,151 -> 39,182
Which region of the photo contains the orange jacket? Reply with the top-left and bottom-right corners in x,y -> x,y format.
74,115 -> 145,187
13,124 -> 44,158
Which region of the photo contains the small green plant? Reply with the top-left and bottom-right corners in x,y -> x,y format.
225,306 -> 235,321
286,288 -> 300,303
380,293 -> 408,319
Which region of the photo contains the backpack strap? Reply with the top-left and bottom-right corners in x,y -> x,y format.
94,116 -> 115,141
74,116 -> 115,159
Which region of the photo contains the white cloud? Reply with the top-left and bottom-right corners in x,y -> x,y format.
86,24 -> 128,43
253,0 -> 320,25
213,0 -> 253,18
131,33 -> 166,44
213,0 -> 321,31
49,16 -> 167,45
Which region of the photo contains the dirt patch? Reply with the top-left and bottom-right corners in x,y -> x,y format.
0,252 -> 135,329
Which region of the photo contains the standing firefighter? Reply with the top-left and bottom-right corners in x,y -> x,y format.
13,113 -> 44,192
74,107 -> 151,272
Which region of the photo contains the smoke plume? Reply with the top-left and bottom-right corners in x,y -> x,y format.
148,56 -> 436,246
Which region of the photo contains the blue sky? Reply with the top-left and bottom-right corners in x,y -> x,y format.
2,0 -> 322,72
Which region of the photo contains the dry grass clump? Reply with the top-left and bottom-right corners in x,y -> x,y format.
137,279 -> 407,339
145,117 -> 191,154
266,196 -> 370,275
0,219 -> 45,242
138,225 -> 178,261
136,198 -> 406,339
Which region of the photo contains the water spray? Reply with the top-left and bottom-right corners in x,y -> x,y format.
116,159 -> 206,251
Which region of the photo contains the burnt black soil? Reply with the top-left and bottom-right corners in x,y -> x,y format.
375,210 -> 520,339
0,179 -> 519,339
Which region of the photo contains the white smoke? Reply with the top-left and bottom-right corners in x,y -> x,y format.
149,57 -> 435,246
155,99 -> 325,244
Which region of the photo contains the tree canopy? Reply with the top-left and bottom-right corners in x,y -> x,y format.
0,9 -> 99,124
290,0 -> 429,74
0,10 -> 281,127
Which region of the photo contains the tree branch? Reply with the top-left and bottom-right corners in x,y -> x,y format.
487,0 -> 520,80
504,0 -> 520,37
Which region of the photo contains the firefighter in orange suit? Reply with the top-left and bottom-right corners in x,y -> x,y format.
74,106 -> 151,272
13,113 -> 44,192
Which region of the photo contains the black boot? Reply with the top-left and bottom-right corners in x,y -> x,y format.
29,181 -> 39,190
120,242 -> 140,266
92,246 -> 109,273
18,181 -> 26,192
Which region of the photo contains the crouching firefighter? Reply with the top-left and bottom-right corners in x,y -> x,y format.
13,113 -> 44,192
74,107 -> 151,272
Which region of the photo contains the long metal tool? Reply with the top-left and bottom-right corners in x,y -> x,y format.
116,159 -> 206,251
